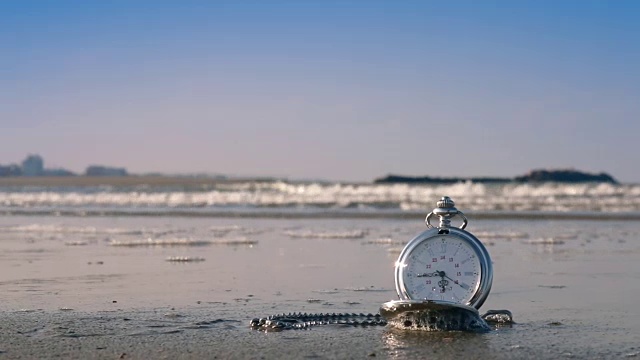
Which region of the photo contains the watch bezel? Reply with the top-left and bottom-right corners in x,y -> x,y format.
394,227 -> 493,309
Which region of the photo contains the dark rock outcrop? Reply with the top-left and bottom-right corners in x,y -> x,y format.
514,169 -> 617,184
374,169 -> 618,184
374,175 -> 511,184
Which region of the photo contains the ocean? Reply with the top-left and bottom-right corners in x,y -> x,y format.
0,179 -> 639,359
1,179 -> 640,217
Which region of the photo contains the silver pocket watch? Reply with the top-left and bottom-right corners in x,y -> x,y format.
393,196 -> 493,309
251,196 -> 510,331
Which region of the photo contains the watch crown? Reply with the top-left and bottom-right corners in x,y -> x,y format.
436,196 -> 455,209
426,196 -> 468,230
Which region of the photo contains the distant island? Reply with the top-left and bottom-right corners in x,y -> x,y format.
374,169 -> 618,184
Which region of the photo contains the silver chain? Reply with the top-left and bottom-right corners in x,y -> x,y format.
250,309 -> 512,331
250,312 -> 387,331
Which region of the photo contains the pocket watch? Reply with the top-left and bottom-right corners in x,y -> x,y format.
393,196 -> 493,309
250,196 -> 510,332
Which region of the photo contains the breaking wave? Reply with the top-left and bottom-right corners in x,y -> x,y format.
1,181 -> 640,217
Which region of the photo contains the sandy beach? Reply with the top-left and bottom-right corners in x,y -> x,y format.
0,213 -> 638,359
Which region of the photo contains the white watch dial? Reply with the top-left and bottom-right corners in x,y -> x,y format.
400,234 -> 482,304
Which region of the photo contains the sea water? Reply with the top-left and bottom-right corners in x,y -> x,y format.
1,180 -> 640,215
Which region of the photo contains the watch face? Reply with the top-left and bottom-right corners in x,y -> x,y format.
396,230 -> 491,308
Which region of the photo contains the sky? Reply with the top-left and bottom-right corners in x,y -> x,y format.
1,1 -> 639,183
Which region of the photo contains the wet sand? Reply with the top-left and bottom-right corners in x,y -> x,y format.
0,216 -> 639,359
2,307 -> 636,360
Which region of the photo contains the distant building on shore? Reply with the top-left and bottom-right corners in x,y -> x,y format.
0,155 -> 130,177
0,154 -> 76,177
21,154 -> 44,176
85,165 -> 128,177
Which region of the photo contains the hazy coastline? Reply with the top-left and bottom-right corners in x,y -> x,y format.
0,175 -> 247,187
0,171 -> 627,189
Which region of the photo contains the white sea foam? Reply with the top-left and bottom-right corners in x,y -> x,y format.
473,231 -> 529,240
165,256 -> 206,262
109,238 -> 212,247
1,181 -> 639,213
0,224 -> 140,235
362,238 -> 406,245
284,229 -> 368,239
64,241 -> 89,246
524,238 -> 566,245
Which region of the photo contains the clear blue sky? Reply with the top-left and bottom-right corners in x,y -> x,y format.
2,1 -> 639,182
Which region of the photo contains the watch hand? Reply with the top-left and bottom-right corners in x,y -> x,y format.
416,272 -> 439,278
